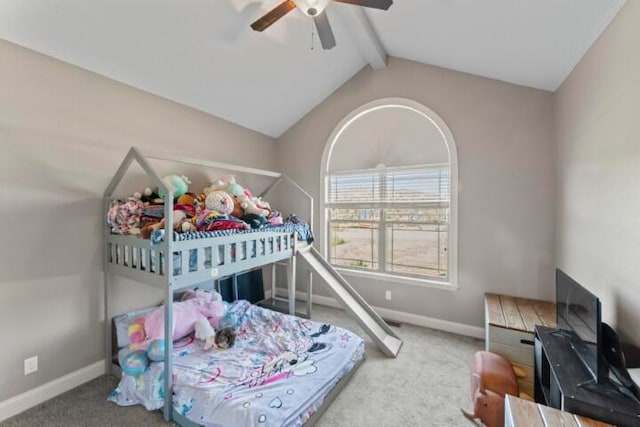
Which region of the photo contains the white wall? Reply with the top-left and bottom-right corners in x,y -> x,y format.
277,56 -> 556,328
554,0 -> 640,344
0,39 -> 277,402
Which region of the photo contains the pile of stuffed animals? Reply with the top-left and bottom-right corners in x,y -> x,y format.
107,174 -> 283,238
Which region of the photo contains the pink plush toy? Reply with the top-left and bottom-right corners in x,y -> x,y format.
107,197 -> 144,235
136,290 -> 226,350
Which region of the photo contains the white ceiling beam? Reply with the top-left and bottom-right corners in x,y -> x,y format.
337,6 -> 387,70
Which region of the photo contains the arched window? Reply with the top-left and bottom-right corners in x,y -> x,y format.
321,98 -> 458,288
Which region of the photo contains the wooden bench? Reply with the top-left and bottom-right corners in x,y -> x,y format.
505,394 -> 613,427
485,293 -> 556,396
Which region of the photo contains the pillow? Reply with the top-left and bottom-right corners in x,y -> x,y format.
113,306 -> 155,348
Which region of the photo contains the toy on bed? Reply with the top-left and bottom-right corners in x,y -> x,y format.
194,319 -> 237,350
139,189 -> 212,239
244,188 -> 284,226
139,208 -> 196,239
158,174 -> 191,200
210,175 -> 284,228
126,289 -> 226,351
110,172 -> 294,239
121,290 -> 228,376
210,176 -> 256,212
107,198 -> 145,235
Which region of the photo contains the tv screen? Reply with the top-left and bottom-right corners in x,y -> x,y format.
556,269 -> 606,384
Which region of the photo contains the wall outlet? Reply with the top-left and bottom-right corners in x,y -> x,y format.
24,356 -> 38,375
385,290 -> 392,301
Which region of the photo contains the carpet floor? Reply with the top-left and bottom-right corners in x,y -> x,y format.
1,304 -> 482,427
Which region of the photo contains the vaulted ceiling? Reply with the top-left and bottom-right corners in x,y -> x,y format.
0,0 -> 626,137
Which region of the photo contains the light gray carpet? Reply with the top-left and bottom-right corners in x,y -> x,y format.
2,305 -> 482,427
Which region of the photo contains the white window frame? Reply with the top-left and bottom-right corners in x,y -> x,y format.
320,98 -> 459,290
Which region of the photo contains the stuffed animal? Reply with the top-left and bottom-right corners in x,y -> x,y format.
230,196 -> 245,219
107,198 -> 145,235
136,290 -> 226,351
158,175 -> 191,200
244,188 -> 273,216
267,211 -> 284,225
133,187 -> 164,205
175,192 -> 201,218
204,190 -> 235,214
236,193 -> 269,217
194,318 -> 217,350
241,213 -> 267,229
209,176 -> 270,218
210,175 -> 245,197
214,326 -> 236,349
176,191 -> 198,207
140,209 -> 196,239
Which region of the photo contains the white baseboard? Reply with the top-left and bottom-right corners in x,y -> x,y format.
272,289 -> 484,339
0,360 -> 106,422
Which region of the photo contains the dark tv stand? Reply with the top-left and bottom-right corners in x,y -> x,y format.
534,325 -> 640,426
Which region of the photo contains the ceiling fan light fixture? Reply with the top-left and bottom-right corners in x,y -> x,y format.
294,0 -> 330,17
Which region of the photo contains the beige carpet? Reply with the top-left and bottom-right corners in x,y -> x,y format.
2,304 -> 482,427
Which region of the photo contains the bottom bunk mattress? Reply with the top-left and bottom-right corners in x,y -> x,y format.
109,300 -> 365,426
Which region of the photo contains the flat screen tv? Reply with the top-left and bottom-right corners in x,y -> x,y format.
556,269 -> 607,384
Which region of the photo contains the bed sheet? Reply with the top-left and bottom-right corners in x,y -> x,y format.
109,301 -> 364,426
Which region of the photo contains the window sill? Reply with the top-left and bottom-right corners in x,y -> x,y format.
334,267 -> 459,291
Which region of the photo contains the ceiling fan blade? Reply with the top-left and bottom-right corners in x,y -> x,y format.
313,13 -> 336,50
250,0 -> 297,32
334,0 -> 393,10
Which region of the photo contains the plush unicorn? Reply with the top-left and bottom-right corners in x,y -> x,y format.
132,290 -> 226,350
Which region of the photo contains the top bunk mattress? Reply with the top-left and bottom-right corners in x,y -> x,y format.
109,300 -> 364,426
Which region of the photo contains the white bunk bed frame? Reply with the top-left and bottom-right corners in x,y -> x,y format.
103,147 -> 316,424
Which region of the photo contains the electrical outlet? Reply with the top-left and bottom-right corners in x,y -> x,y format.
24,356 -> 38,375
385,290 -> 392,301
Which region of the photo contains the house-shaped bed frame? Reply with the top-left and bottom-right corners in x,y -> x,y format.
103,147 -> 402,425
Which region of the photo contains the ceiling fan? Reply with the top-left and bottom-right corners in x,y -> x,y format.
250,0 -> 393,50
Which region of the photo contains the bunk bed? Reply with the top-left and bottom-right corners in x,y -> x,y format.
103,147 -> 365,426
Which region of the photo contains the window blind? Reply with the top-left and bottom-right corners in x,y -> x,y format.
327,164 -> 450,205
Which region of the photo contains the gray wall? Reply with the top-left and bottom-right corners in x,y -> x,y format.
0,39 -> 276,402
277,56 -> 556,328
554,0 -> 640,345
